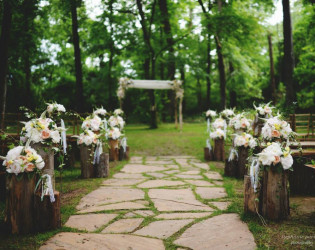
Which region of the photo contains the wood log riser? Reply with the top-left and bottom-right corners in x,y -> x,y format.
95,153 -> 109,178
214,139 -> 225,161
237,147 -> 249,179
119,146 -> 130,161
204,147 -> 214,162
109,140 -> 119,161
80,145 -> 95,179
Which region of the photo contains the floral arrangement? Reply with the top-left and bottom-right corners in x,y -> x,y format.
113,108 -> 124,116
210,129 -> 226,139
82,114 -> 103,132
46,102 -> 66,115
212,118 -> 227,130
108,127 -> 122,140
93,107 -> 107,117
171,80 -> 184,99
117,77 -> 132,100
21,118 -> 62,144
229,114 -> 252,132
108,115 -> 125,130
257,142 -> 293,170
254,103 -> 274,118
75,130 -> 99,146
220,108 -> 235,119
234,133 -> 257,149
261,116 -> 293,141
2,146 -> 45,175
206,110 -> 217,119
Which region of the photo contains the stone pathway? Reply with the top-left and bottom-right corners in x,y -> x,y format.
40,156 -> 256,250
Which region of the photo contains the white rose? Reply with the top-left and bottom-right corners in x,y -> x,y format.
280,154 -> 293,170
56,104 -> 66,112
249,138 -> 257,148
5,146 -> 23,163
47,104 -> 54,113
35,155 -> 45,170
114,109 -> 123,115
258,152 -> 275,166
261,125 -> 272,139
27,129 -> 42,143
6,162 -> 23,175
51,130 -> 61,143
234,135 -> 246,147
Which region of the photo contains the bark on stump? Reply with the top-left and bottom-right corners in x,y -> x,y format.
224,159 -> 237,177
244,175 -> 260,214
204,147 -> 214,161
5,174 -> 36,234
95,153 -> 109,178
214,139 -> 225,161
261,168 -> 290,220
80,145 -> 95,178
0,171 -> 5,202
31,143 -> 55,188
109,139 -> 119,161
119,146 -> 130,161
237,147 -> 249,178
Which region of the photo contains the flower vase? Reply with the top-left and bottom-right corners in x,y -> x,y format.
237,146 -> 249,178
261,167 -> 290,220
214,139 -> 225,161
5,173 -> 37,234
80,145 -> 95,178
31,143 -> 55,189
109,139 -> 119,161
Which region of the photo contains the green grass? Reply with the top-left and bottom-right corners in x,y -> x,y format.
0,123 -> 314,249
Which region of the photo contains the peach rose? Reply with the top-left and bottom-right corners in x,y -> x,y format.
271,130 -> 280,138
41,129 -> 51,139
273,155 -> 281,165
25,163 -> 35,172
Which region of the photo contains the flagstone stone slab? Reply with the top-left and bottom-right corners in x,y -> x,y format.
65,214 -> 117,232
102,178 -> 144,186
160,155 -> 192,159
146,172 -> 167,178
146,160 -> 174,165
134,200 -> 150,206
204,172 -> 223,180
192,163 -> 209,170
210,201 -> 231,210
134,219 -> 193,239
151,199 -> 213,212
133,210 -> 155,217
180,170 -> 200,175
175,174 -> 203,179
174,214 -> 256,250
166,164 -> 180,169
40,233 -> 165,250
121,164 -> 166,173
155,212 -> 212,219
164,170 -> 180,174
102,218 -> 144,233
213,180 -> 224,186
175,159 -> 190,166
138,180 -> 185,188
113,173 -> 147,179
77,202 -> 147,214
195,187 -> 227,200
76,187 -> 145,210
185,180 -> 214,187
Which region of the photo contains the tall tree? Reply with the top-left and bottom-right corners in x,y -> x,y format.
70,0 -> 84,112
282,0 -> 295,105
0,0 -> 13,129
268,34 -> 276,104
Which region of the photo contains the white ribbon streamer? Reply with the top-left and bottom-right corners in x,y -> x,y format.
93,142 -> 103,164
228,147 -> 238,162
61,119 -> 67,154
207,118 -> 210,133
249,157 -> 260,192
206,138 -> 212,151
41,174 -> 55,203
121,137 -> 127,153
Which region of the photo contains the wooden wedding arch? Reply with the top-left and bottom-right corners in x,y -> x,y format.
117,78 -> 184,130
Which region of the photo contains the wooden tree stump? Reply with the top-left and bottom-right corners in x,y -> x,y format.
261,168 -> 290,220
237,147 -> 249,178
95,153 -> 109,178
109,139 -> 119,161
31,143 -> 55,188
214,139 -> 225,161
5,173 -> 36,234
119,146 -> 130,161
34,191 -> 61,232
224,159 -> 237,177
244,175 -> 260,214
80,145 -> 95,178
0,171 -> 5,202
204,147 -> 214,161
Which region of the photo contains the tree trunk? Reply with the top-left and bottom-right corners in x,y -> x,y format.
197,77 -> 202,110
268,34 -> 276,104
206,33 -> 211,107
244,175 -> 260,214
80,145 -> 95,178
119,146 -> 130,161
109,139 -> 119,161
229,62 -> 237,108
214,139 -> 225,161
108,0 -> 114,109
180,65 -> 186,113
95,153 -> 109,178
0,171 -> 5,202
237,147 -> 248,178
261,168 -> 290,220
224,158 -> 237,177
34,191 -> 61,232
215,36 -> 226,110
204,147 -> 214,161
70,0 -> 84,112
282,0 -> 295,105
5,174 -> 36,234
0,0 -> 13,130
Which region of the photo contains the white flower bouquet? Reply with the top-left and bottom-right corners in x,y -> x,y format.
113,108 -> 124,116
75,130 -> 99,146
46,102 -> 66,115
234,133 -> 257,149
229,114 -> 252,132
93,107 -> 107,117
220,108 -> 234,119
21,118 -> 62,144
2,146 -> 45,175
257,142 -> 293,170
82,114 -> 103,132
108,115 -> 125,130
261,117 -> 293,141
108,127 -> 122,140
206,110 -> 217,119
254,103 -> 274,118
212,118 -> 227,130
210,129 -> 226,139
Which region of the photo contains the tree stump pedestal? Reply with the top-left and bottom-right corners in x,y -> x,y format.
119,146 -> 130,161
80,145 -> 95,178
261,168 -> 290,220
224,158 -> 237,177
214,139 -> 225,161
5,173 -> 36,234
237,147 -> 249,178
204,147 -> 214,161
0,171 -> 5,202
34,191 -> 61,232
95,153 -> 110,178
109,139 -> 119,161
244,175 -> 261,214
